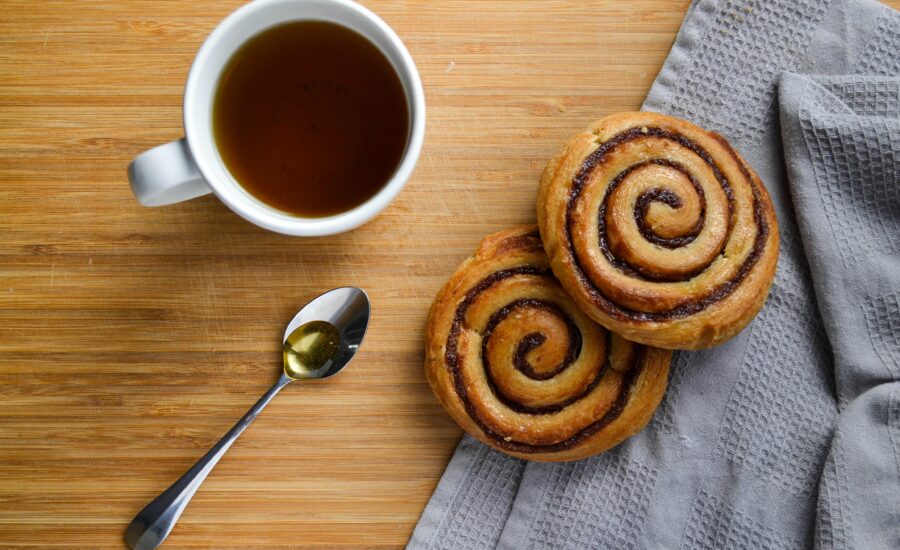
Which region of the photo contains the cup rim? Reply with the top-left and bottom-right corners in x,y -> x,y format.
183,0 -> 425,236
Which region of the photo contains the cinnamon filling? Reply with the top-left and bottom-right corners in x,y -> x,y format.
564,126 -> 768,322
481,298 -> 603,414
486,299 -> 581,381
600,158 -> 716,282
444,266 -> 645,453
632,162 -> 706,249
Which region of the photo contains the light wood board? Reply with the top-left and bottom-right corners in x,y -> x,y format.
5,0 -> 879,547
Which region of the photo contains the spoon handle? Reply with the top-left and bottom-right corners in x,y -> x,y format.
125,373 -> 293,550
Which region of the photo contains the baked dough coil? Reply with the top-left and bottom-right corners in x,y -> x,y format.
425,226 -> 670,461
537,112 -> 779,349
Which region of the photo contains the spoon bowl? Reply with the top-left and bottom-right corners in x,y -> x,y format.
283,286 -> 369,380
126,287 -> 370,550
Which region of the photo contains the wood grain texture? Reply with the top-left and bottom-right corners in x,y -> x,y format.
6,0 -> 884,547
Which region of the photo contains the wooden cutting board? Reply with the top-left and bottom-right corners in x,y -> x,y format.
9,1 -> 888,547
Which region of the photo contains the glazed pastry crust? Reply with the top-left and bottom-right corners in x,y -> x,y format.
537,112 -> 779,349
425,225 -> 671,462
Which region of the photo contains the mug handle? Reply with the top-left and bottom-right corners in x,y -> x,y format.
128,139 -> 212,206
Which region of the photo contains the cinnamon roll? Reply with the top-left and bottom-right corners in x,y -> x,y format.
537,112 -> 779,349
425,226 -> 671,462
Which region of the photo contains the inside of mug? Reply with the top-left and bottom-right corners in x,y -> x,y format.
184,0 -> 424,235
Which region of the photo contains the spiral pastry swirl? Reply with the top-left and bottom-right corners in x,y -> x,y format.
425,226 -> 670,461
537,112 -> 779,349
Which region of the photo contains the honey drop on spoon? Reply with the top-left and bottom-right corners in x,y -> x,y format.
283,320 -> 341,379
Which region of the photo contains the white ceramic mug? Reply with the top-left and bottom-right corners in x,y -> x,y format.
127,0 -> 425,236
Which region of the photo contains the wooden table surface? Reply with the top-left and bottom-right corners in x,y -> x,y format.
2,0 -> 842,547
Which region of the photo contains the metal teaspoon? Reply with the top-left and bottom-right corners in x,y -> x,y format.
125,287 -> 370,550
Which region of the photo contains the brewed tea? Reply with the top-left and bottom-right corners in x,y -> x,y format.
213,21 -> 409,217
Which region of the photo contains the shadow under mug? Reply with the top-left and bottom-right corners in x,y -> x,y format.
127,0 -> 425,236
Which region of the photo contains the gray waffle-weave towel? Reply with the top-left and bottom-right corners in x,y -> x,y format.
408,0 -> 900,548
